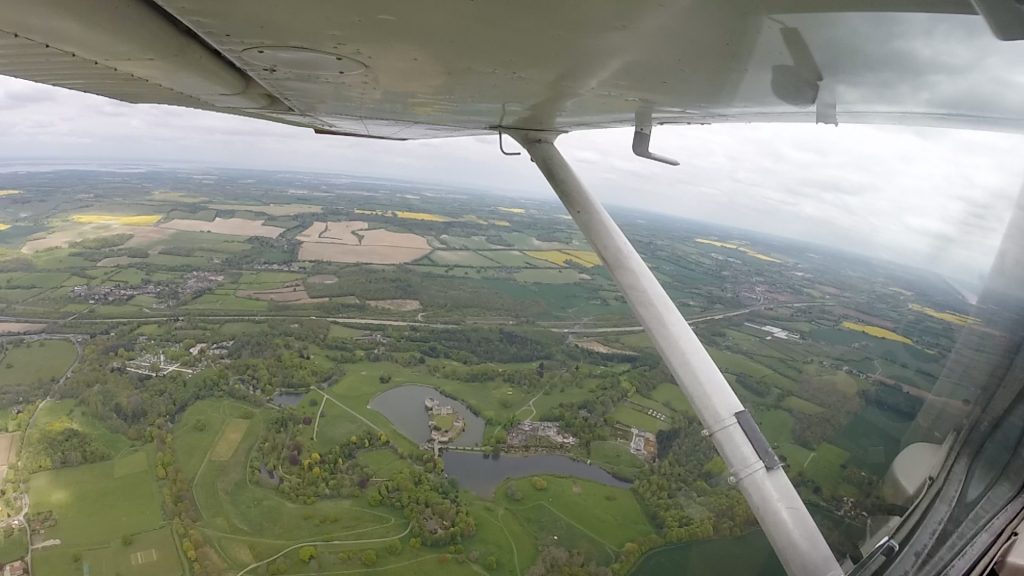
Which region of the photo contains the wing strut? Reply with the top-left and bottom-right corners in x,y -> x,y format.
506,129 -> 843,576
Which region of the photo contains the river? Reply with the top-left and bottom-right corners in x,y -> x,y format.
369,384 -> 485,447
443,452 -> 631,497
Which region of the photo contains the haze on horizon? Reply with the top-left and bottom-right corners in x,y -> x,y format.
2,74 -> 1022,285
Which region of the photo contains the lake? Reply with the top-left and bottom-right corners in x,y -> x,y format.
270,390 -> 306,407
631,530 -> 784,576
443,451 -> 631,497
369,384 -> 485,447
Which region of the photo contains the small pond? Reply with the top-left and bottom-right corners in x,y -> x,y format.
369,384 -> 485,447
270,390 -> 306,407
443,451 -> 631,497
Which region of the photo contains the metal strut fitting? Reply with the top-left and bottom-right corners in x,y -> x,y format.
506,128 -> 843,576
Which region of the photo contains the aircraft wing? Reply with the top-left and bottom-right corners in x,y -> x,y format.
1,0 -> 1023,139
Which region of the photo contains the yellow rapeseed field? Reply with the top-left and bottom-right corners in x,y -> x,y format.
841,321 -> 913,344
695,238 -> 740,249
355,209 -> 450,222
561,250 -> 601,266
909,304 -> 978,326
71,214 -> 161,225
0,190 -> 21,197
695,237 -> 781,262
0,223 -> 10,231
497,207 -> 526,214
526,250 -> 598,268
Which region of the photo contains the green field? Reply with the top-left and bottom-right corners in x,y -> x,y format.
0,339 -> 76,386
439,236 -> 500,250
29,447 -> 170,575
514,269 -> 581,284
497,476 -> 654,564
803,442 -> 850,493
184,293 -> 269,311
610,404 -> 670,431
709,348 -> 795,391
479,250 -> 554,267
633,530 -> 784,576
21,399 -> 131,471
356,448 -> 413,478
646,382 -> 692,414
782,395 -> 826,414
176,399 -> 407,571
80,526 -> 181,576
429,250 -> 502,267
588,440 -> 644,480
0,529 -> 28,564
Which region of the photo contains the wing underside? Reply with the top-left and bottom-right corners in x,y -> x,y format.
2,0 -> 1023,139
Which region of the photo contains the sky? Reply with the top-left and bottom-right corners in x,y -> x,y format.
1,74 -> 1022,283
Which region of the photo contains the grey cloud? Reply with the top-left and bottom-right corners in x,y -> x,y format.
0,75 -> 1022,282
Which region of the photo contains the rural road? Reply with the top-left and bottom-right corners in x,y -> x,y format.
235,522 -> 413,576
9,335 -> 84,574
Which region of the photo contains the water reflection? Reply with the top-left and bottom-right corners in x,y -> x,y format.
369,384 -> 485,447
443,451 -> 630,497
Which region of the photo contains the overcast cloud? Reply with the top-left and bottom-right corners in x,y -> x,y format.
1,75 -> 1021,283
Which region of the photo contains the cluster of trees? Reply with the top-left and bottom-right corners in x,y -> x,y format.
405,327 -> 562,364
227,332 -> 333,390
68,233 -> 133,250
154,427 -> 219,576
31,417 -> 110,471
526,547 -> 611,576
632,420 -> 755,544
861,384 -> 923,420
552,366 -> 667,448
223,236 -> 298,266
372,463 -> 476,547
252,410 -> 386,503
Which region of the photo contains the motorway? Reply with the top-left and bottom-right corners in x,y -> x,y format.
0,300 -> 832,336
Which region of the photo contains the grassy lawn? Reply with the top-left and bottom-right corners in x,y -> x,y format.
236,270 -> 306,287
782,395 -> 826,414
514,269 -> 581,284
23,400 -> 131,470
175,400 -> 406,570
107,267 -> 147,285
610,404 -> 670,431
496,476 -> 654,564
646,382 -> 692,414
184,293 -> 269,311
708,348 -> 795,391
429,250 -> 503,267
0,271 -> 70,289
588,440 -> 644,480
79,526 -> 181,576
29,447 -> 169,575
468,501 -> 537,576
627,394 -> 674,416
356,448 -> 413,478
803,442 -> 850,493
633,530 -> 784,576
753,408 -> 794,445
477,250 -> 552,267
833,406 -> 911,475
0,339 -> 76,386
0,529 -> 27,564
